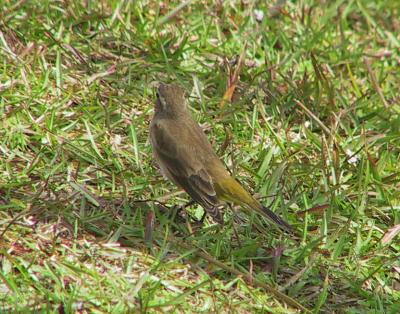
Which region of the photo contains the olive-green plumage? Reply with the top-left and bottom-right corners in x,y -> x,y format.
150,84 -> 292,233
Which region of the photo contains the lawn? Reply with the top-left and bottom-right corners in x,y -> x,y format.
0,0 -> 399,313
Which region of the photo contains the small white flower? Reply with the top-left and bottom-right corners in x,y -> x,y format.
272,145 -> 280,155
111,134 -> 122,150
24,216 -> 36,226
304,121 -> 311,128
263,138 -> 272,149
254,9 -> 264,22
346,149 -> 359,164
113,134 -> 122,145
290,131 -> 301,142
63,111 -> 75,117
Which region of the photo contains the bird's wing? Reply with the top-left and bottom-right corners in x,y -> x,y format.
151,120 -> 220,218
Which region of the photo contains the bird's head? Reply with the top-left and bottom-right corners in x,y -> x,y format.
155,84 -> 187,116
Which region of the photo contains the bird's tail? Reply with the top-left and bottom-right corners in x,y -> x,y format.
214,177 -> 293,233
258,204 -> 293,234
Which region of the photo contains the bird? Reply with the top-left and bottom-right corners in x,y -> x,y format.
150,83 -> 292,233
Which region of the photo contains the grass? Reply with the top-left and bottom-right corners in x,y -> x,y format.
0,0 -> 399,312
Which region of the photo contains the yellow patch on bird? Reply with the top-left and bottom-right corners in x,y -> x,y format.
214,177 -> 255,207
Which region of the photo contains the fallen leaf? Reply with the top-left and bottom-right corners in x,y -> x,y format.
296,204 -> 329,217
219,47 -> 246,108
381,224 -> 400,245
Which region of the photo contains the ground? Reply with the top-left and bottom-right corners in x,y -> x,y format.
0,0 -> 399,313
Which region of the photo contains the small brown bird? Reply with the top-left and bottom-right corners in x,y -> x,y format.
150,84 -> 292,233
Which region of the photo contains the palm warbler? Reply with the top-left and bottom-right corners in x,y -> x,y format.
150,84 -> 292,233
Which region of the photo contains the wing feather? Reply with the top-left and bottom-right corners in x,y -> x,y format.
150,120 -> 221,219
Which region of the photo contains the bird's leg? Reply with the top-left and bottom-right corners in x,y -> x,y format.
170,200 -> 215,231
179,200 -> 195,215
168,200 -> 195,221
206,205 -> 224,225
199,210 -> 207,224
228,204 -> 242,248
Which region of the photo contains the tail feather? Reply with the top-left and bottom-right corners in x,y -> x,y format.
259,205 -> 293,234
214,177 -> 293,233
